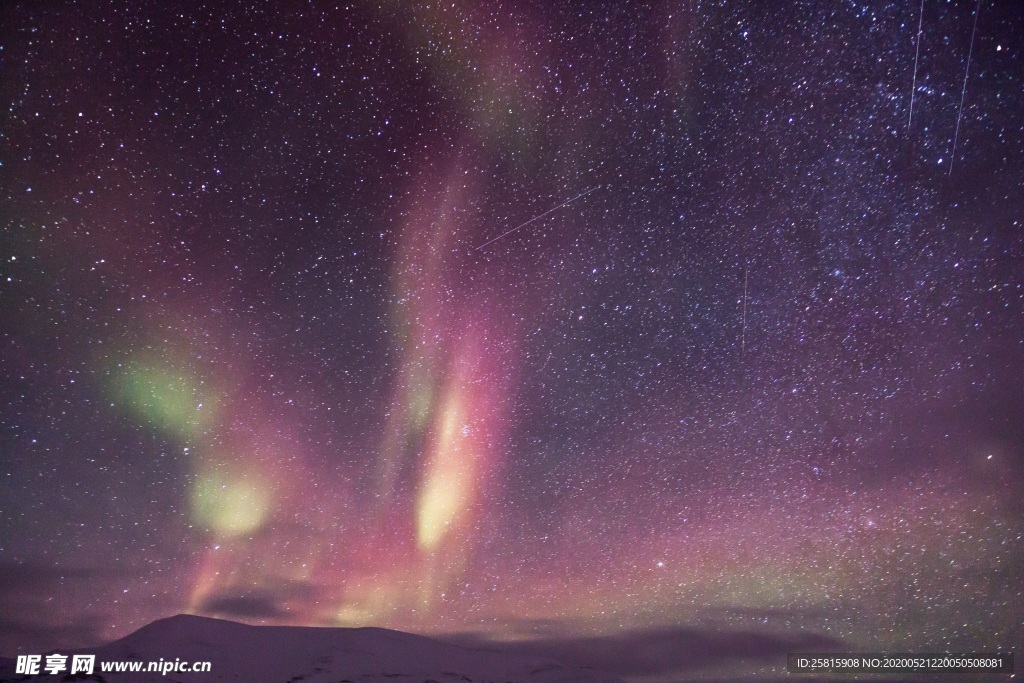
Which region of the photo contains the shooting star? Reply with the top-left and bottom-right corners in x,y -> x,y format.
908,0 -> 925,132
741,263 -> 748,354
475,186 -> 600,251
950,0 -> 981,177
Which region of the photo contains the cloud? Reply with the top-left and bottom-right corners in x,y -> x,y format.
198,594 -> 287,619
0,562 -> 175,656
446,625 -> 847,678
0,563 -> 108,655
0,563 -> 100,593
0,615 -> 103,657
0,616 -> 101,646
197,579 -> 319,620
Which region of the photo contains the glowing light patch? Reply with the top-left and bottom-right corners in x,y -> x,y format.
409,379 -> 434,431
113,360 -> 217,439
334,604 -> 377,626
417,390 -> 474,551
192,474 -> 270,536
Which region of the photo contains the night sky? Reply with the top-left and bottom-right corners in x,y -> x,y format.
2,0 -> 1022,679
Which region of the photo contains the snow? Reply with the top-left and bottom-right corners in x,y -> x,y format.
0,614 -> 624,683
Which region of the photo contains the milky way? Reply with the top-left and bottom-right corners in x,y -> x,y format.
1,1 -> 1022,680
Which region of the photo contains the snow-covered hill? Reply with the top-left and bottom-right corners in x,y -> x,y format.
0,614 -> 624,683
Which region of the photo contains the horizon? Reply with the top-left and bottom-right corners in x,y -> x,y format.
1,0 -> 1021,680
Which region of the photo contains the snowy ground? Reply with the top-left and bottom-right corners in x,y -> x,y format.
0,614 -> 624,683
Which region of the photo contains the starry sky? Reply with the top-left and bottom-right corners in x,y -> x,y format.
1,0 -> 1022,680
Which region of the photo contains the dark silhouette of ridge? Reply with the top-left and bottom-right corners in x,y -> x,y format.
0,614 -> 623,683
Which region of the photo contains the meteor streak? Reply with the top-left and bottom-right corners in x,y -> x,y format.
950,0 -> 981,177
474,186 -> 600,251
908,0 -> 924,133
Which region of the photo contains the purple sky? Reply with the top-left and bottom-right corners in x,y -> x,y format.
1,1 -> 1021,678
